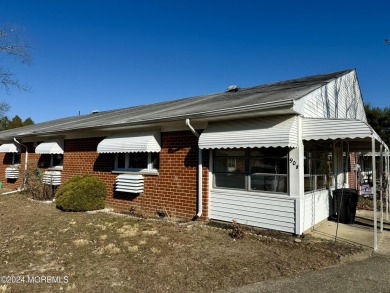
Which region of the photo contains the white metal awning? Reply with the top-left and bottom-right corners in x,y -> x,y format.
199,115 -> 298,149
0,143 -> 20,153
97,130 -> 161,153
302,118 -> 380,141
35,140 -> 64,154
302,118 -> 385,151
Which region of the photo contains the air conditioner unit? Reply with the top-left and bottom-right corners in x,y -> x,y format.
5,166 -> 19,179
115,174 -> 144,193
42,171 -> 62,186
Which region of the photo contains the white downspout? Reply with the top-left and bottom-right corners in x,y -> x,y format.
13,138 -> 28,189
185,119 -> 202,219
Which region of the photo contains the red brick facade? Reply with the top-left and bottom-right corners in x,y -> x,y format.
0,131 -> 209,220
348,153 -> 358,189
60,130 -> 209,220
0,142 -> 41,190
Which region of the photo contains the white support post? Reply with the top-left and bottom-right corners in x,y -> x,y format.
290,116 -> 304,235
385,148 -> 390,221
372,137 -> 377,251
380,144 -> 383,233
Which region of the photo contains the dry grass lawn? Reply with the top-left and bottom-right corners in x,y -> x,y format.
0,192 -> 360,293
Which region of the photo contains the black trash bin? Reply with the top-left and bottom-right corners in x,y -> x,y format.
333,188 -> 359,224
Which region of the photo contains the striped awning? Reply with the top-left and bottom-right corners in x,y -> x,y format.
302,118 -> 380,141
302,118 -> 387,151
97,130 -> 161,153
199,115 -> 298,149
0,143 -> 20,153
35,140 -> 64,154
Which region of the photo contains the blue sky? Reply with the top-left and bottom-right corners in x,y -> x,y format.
1,0 -> 390,123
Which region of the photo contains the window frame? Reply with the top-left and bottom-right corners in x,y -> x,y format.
47,154 -> 64,170
114,152 -> 159,173
304,150 -> 334,193
212,148 -> 289,194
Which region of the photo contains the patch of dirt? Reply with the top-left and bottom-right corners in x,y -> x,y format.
0,193 -> 363,293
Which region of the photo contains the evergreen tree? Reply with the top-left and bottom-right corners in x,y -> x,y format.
364,103 -> 390,147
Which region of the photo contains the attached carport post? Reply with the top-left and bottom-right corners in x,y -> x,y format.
372,136 -> 378,251
387,147 -> 390,221
380,144 -> 383,233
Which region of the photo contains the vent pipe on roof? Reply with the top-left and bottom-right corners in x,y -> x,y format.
227,85 -> 240,92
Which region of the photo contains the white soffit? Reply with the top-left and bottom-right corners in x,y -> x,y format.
302,118 -> 381,141
0,143 -> 20,153
199,116 -> 298,149
35,140 -> 64,154
97,131 -> 161,153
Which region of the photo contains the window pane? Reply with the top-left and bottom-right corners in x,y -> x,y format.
304,152 -> 312,174
151,153 -> 159,170
316,175 -> 326,190
214,149 -> 245,157
251,175 -> 287,193
250,148 -> 288,175
129,153 -> 148,169
52,154 -> 63,166
214,173 -> 245,189
13,153 -> 21,164
117,153 -> 126,169
250,157 -> 287,174
304,176 -> 315,192
214,157 -> 245,173
251,148 -> 287,157
304,150 -> 333,192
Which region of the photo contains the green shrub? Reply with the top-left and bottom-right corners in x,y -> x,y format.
55,174 -> 106,212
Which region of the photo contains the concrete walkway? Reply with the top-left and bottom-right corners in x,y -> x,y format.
218,209 -> 390,293
309,209 -> 390,255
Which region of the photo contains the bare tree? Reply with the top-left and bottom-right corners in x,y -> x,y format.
0,24 -> 31,121
0,24 -> 31,93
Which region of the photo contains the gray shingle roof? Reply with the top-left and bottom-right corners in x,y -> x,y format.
0,69 -> 353,140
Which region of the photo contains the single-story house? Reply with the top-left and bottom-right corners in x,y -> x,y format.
0,68 -> 388,235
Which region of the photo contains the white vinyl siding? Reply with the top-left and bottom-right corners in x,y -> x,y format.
209,189 -> 296,233
301,190 -> 330,232
296,71 -> 367,122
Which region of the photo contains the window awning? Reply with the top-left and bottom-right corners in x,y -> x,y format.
35,140 -> 64,154
199,116 -> 298,149
302,118 -> 386,151
0,143 -> 20,153
302,118 -> 380,141
97,131 -> 161,153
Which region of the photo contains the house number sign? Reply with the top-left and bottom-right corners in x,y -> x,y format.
289,158 -> 299,169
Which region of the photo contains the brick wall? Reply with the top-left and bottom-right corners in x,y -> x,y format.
0,142 -> 41,190
61,131 -> 209,220
348,152 -> 358,189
